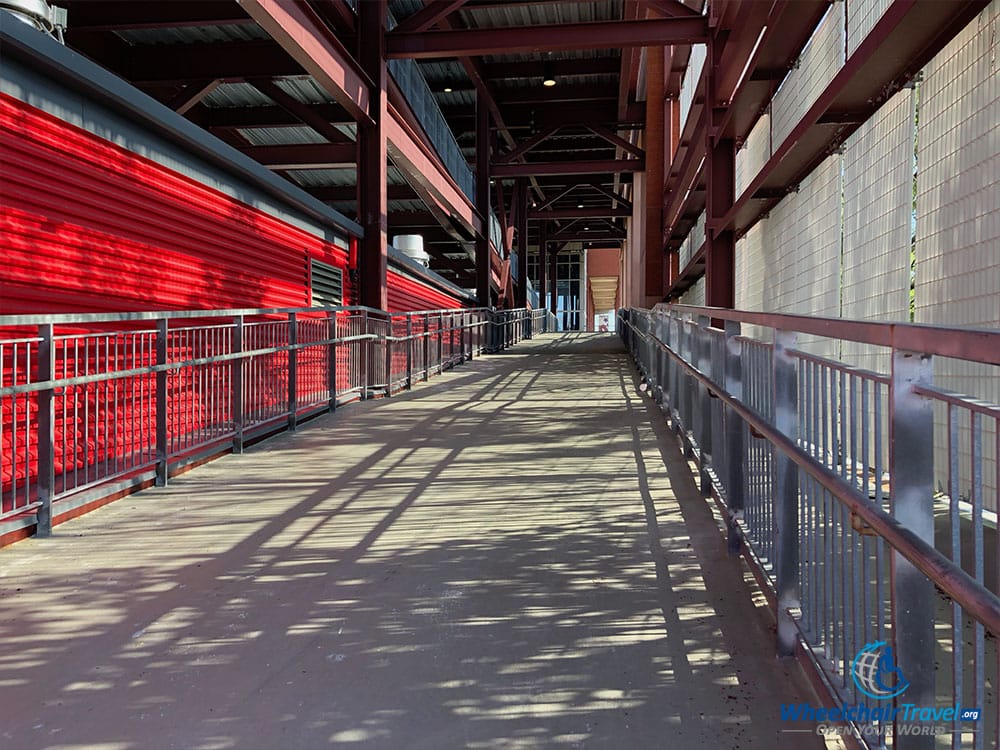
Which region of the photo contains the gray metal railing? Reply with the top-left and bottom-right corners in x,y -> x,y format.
620,305 -> 1000,749
0,304 -> 552,537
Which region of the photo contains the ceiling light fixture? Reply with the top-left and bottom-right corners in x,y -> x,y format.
577,203 -> 584,208
443,86 -> 453,93
543,61 -> 557,87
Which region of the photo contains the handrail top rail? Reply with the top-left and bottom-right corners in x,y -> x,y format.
645,304 -> 1000,367
0,305 -> 536,328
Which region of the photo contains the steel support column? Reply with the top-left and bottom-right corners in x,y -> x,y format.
358,0 -> 388,310
475,91 -> 491,307
705,34 -> 735,309
515,178 -> 528,310
538,221 -> 548,321
645,45 -> 665,299
549,241 -> 559,319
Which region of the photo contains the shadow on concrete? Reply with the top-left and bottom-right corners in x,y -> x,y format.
0,334 -> 824,749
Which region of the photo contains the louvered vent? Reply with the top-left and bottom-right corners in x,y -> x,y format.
311,259 -> 344,306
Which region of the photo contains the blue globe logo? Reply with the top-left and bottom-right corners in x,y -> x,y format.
851,641 -> 910,700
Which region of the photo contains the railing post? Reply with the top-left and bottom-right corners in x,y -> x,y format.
287,312 -> 298,431
384,315 -> 393,396
405,315 -> 413,387
459,312 -> 466,362
327,313 -> 338,409
724,320 -> 744,555
437,312 -> 444,370
696,315 -> 713,495
35,323 -> 55,536
155,318 -> 169,487
423,313 -> 430,381
232,315 -> 244,453
773,329 -> 799,656
891,349 -> 936,747
362,310 -> 370,397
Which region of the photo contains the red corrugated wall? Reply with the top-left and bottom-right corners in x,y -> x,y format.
0,93 -> 352,315
1,94 -> 473,515
387,269 -> 466,312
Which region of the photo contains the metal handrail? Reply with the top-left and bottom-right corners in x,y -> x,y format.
0,304 -> 553,537
625,315 -> 1000,633
622,304 -> 1000,747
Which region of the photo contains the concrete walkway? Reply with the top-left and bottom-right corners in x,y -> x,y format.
1,334 -> 826,750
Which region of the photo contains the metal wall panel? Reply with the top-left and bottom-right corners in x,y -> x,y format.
761,154 -> 841,357
841,87 -> 913,373
735,111 -> 771,200
0,95 -> 352,315
386,270 -> 467,312
846,0 -> 893,57
679,43 -> 707,134
915,0 -> 1000,508
679,210 -> 707,271
771,3 -> 846,148
679,276 -> 705,307
734,220 -> 768,342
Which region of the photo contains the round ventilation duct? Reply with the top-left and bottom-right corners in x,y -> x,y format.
0,0 -> 67,42
393,235 -> 430,268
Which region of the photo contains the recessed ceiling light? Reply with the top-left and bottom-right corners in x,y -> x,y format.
443,86 -> 453,93
543,61 -> 556,87
577,203 -> 584,208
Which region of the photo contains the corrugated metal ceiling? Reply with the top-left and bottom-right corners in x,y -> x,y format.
238,126 -> 329,146
114,24 -> 268,46
459,1 -> 623,30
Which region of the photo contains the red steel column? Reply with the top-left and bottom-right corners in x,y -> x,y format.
476,92 -> 491,306
644,45 -> 665,300
705,33 -> 735,309
548,241 -> 559,317
515,178 -> 528,308
358,0 -> 388,310
538,220 -> 548,312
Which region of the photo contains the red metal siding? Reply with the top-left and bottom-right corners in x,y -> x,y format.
387,269 -> 466,312
0,94 -> 352,316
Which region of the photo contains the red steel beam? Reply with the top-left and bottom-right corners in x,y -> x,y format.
392,0 -> 470,34
482,57 -> 620,80
492,159 -> 645,178
495,126 -> 562,164
239,0 -> 372,125
248,78 -> 352,143
529,207 -> 632,219
386,17 -> 709,58
165,79 -> 221,115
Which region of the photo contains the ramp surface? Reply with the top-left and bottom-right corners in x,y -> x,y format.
0,334 -> 825,749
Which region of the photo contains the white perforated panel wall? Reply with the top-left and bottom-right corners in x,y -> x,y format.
760,155 -> 842,357
847,0 -> 893,56
680,44 -> 707,134
734,221 -> 768,342
735,111 -> 771,200
771,3 -> 846,148
916,0 -> 1000,509
841,88 -> 914,373
679,276 -> 706,307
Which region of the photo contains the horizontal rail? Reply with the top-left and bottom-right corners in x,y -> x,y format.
629,319 -> 1000,632
667,303 -> 1000,366
1,305 -> 554,537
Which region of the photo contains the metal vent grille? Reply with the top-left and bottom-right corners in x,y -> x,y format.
311,259 -> 344,306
